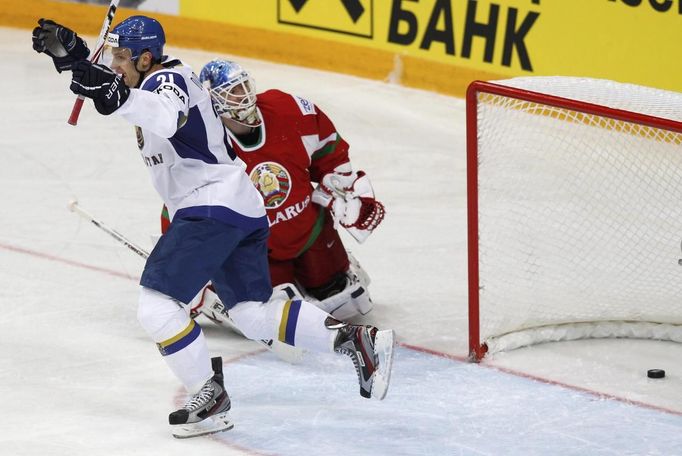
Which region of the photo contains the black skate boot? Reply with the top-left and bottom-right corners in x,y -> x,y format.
332,321 -> 395,400
169,357 -> 233,438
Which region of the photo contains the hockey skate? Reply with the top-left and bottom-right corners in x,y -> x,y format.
169,357 -> 233,438
333,324 -> 395,400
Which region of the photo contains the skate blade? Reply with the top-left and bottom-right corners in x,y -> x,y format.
371,329 -> 396,400
171,410 -> 234,439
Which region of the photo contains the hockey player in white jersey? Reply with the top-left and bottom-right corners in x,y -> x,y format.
32,16 -> 395,438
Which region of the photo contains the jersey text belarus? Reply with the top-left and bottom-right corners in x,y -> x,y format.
269,195 -> 311,227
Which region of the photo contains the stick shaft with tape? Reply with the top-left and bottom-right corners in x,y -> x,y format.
68,200 -> 150,259
68,0 -> 120,126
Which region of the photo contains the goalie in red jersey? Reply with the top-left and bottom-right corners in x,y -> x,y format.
161,59 -> 385,323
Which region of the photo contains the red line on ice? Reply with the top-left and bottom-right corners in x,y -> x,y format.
0,241 -> 140,281
6,240 -> 679,420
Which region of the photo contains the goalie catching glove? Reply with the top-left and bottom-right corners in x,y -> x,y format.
312,165 -> 385,243
32,19 -> 90,73
70,61 -> 130,115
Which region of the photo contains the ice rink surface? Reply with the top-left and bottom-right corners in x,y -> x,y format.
1,26 -> 681,455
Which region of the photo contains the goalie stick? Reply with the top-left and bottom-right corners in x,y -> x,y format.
67,0 -> 120,126
66,199 -> 305,363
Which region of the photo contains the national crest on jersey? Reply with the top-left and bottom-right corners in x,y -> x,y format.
135,126 -> 144,149
249,161 -> 291,209
227,89 -> 351,259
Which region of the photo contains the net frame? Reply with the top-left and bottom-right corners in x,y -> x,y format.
466,78 -> 682,361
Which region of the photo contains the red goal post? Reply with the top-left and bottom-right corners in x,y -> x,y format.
466,77 -> 682,362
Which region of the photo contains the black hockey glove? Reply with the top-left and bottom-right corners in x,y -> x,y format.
32,19 -> 90,73
70,61 -> 130,116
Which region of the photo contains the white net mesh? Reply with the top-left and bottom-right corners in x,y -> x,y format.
474,76 -> 682,355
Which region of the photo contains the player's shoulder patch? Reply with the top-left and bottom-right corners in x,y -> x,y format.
292,94 -> 316,116
258,90 -> 316,118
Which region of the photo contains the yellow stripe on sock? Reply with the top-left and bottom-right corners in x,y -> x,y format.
278,299 -> 292,343
158,320 -> 196,349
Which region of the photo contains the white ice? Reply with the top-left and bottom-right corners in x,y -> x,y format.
1,26 -> 681,455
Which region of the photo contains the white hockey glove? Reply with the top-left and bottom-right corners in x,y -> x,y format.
312,168 -> 385,243
188,285 -> 244,335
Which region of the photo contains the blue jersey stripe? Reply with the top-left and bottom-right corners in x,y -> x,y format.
169,106 -> 218,164
156,320 -> 202,356
283,300 -> 302,346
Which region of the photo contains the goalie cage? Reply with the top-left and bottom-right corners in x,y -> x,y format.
467,76 -> 682,361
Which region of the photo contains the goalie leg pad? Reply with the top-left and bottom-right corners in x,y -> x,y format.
270,282 -> 305,301
315,274 -> 373,321
347,251 -> 371,288
305,272 -> 348,301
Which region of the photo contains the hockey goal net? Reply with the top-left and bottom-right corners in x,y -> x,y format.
467,76 -> 682,361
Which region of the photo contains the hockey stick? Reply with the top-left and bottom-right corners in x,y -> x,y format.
67,0 -> 120,126
67,199 -> 149,259
66,199 -> 305,363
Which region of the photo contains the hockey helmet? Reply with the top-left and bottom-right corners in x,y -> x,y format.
107,15 -> 165,61
199,59 -> 260,126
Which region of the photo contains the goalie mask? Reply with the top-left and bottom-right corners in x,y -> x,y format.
199,59 -> 261,127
